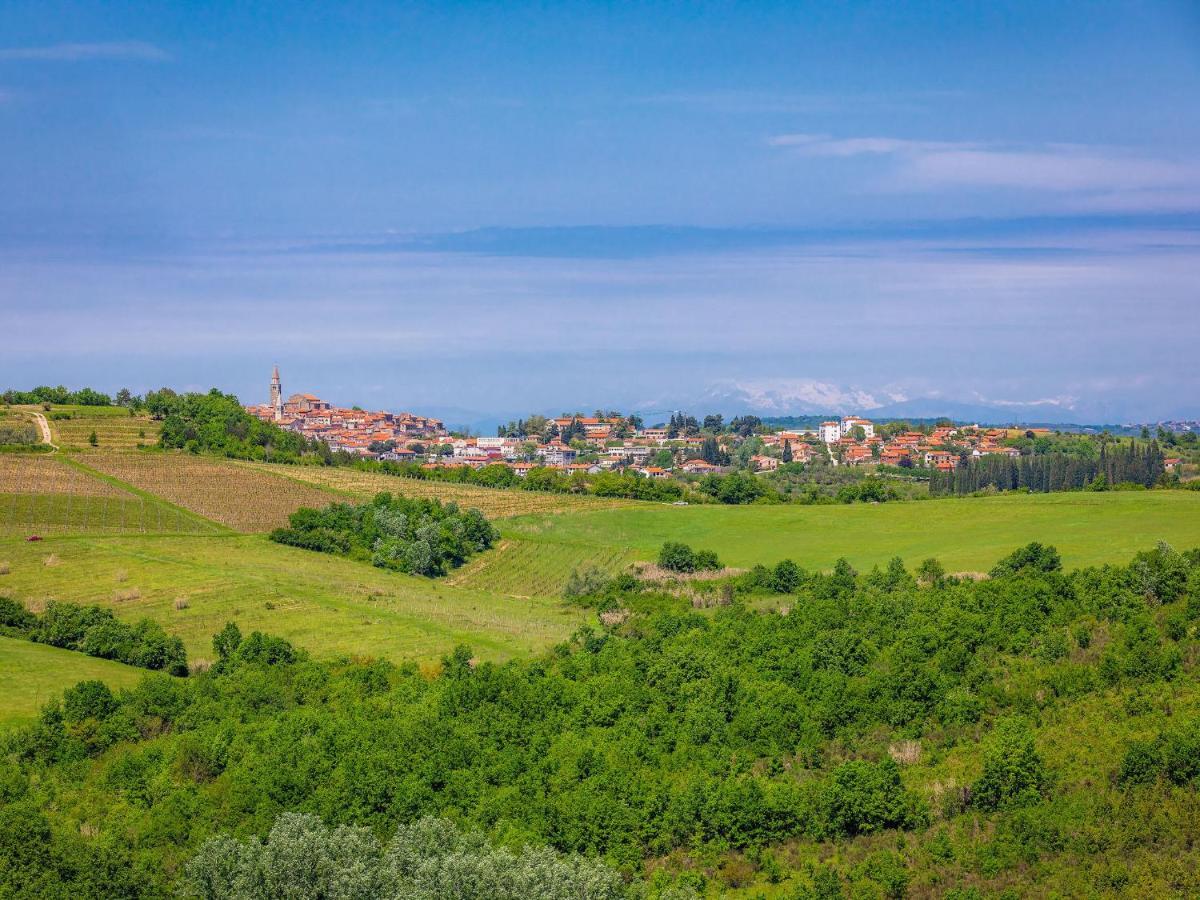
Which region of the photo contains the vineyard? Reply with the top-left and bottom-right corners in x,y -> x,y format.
447,537 -> 640,597
0,493 -> 222,536
0,454 -> 126,496
0,534 -> 583,663
0,454 -> 219,535
239,461 -> 636,519
83,452 -> 337,532
39,404 -> 161,450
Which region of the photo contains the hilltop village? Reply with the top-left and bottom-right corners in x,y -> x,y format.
245,368 -> 1033,478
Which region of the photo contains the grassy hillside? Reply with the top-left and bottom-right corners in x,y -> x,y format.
0,533 -> 583,664
502,490 -> 1200,572
0,635 -> 149,727
446,537 -> 640,597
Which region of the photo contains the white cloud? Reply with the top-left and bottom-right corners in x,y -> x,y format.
768,133 -> 1200,208
0,41 -> 169,62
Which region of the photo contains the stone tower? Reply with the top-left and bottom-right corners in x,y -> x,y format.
270,365 -> 283,421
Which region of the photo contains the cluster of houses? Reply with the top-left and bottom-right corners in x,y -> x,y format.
806,417 -> 1024,472
244,370 -> 1034,479
245,367 -> 446,454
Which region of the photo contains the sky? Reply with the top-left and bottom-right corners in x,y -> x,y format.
1,0 -> 1198,426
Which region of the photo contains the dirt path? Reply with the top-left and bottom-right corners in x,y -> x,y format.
30,411 -> 57,451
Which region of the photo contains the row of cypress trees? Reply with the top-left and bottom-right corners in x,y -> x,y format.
931,440 -> 1167,495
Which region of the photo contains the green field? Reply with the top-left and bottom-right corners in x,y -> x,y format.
0,533 -> 584,664
447,537 -> 640,596
0,635 -> 149,727
502,490 -> 1200,573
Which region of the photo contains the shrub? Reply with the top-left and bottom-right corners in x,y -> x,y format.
972,717 -> 1047,810
915,558 -> 945,587
0,596 -> 35,630
564,565 -> 612,599
819,758 -> 927,837
62,680 -> 117,723
31,601 -> 187,675
658,542 -> 697,573
770,559 -> 802,593
989,542 -> 1062,578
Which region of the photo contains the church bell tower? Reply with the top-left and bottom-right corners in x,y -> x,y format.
270,365 -> 283,421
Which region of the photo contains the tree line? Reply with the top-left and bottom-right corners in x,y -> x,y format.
931,440 -> 1168,495
0,597 -> 188,676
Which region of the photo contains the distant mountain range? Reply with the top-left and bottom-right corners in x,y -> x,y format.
413,379 -> 1193,435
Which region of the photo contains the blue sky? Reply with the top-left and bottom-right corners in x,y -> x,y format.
2,1 -> 1198,424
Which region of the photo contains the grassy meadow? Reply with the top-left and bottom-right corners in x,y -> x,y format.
0,533 -> 583,664
0,635 -> 149,727
502,489 -> 1200,573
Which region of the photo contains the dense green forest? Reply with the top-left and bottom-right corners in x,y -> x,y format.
4,542 -> 1200,897
270,493 -> 499,576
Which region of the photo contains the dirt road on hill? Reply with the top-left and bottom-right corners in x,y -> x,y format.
30,411 -> 57,451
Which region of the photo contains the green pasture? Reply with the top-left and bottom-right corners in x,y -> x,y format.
501,490 -> 1200,572
0,635 -> 149,728
0,533 -> 584,665
448,537 -> 639,597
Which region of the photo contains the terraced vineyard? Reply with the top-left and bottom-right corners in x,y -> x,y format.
83,452 -> 336,532
37,404 -> 161,450
447,537 -> 640,596
240,461 -> 636,519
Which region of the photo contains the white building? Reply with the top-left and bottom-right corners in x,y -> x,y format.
820,421 -> 841,444
840,416 -> 875,439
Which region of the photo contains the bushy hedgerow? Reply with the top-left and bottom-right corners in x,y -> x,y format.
271,491 -> 498,576
1,598 -> 187,676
